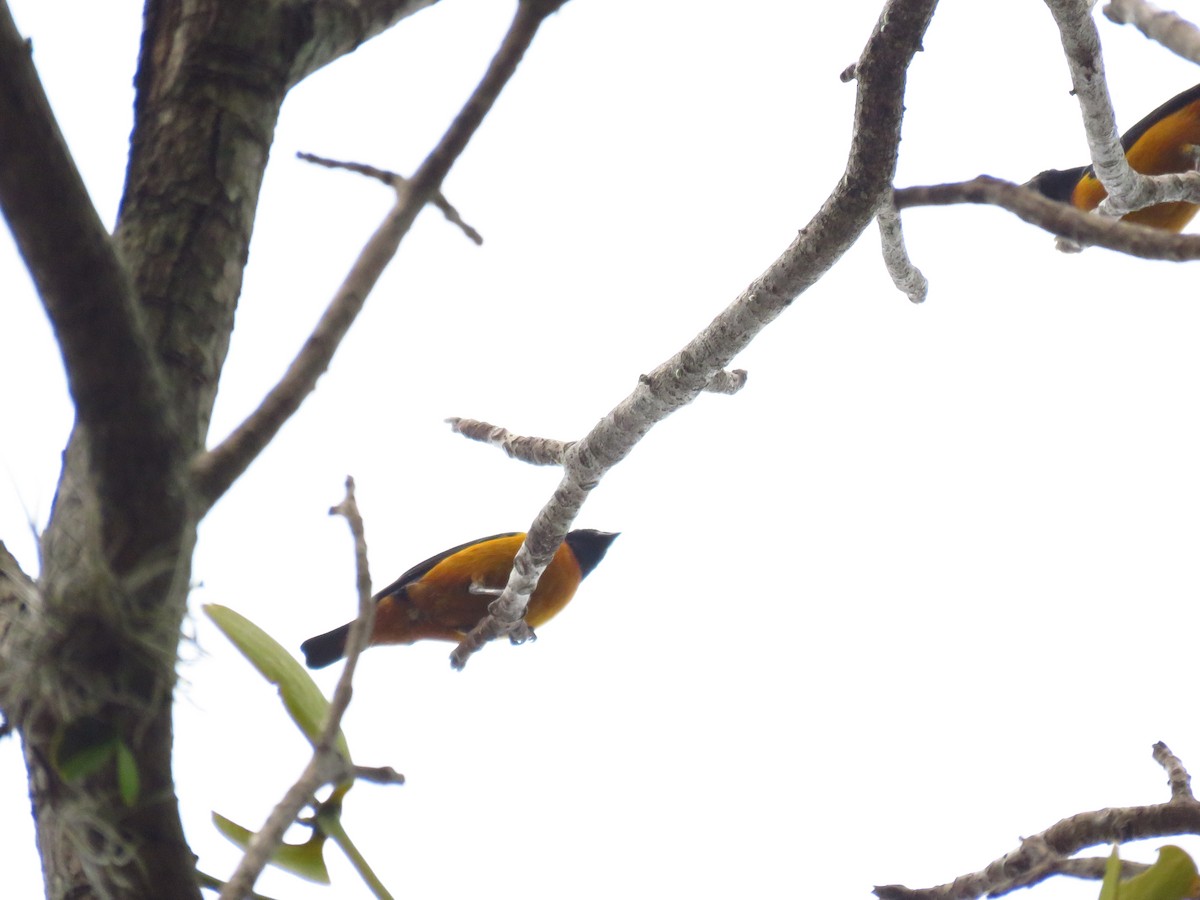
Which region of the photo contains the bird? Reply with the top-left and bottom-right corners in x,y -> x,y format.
300,529 -> 619,668
1027,82 -> 1200,232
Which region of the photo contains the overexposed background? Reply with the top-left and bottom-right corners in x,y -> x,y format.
4,1 -> 1200,898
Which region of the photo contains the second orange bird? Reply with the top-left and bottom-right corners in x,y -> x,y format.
301,529 -> 619,668
1028,82 -> 1200,232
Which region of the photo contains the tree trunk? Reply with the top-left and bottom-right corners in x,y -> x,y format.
0,1 -> 436,895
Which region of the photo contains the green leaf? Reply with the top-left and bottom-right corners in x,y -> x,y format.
115,740 -> 139,806
316,803 -> 395,900
203,604 -> 351,764
1119,846 -> 1199,900
53,717 -> 117,782
212,812 -> 331,885
1100,846 -> 1122,900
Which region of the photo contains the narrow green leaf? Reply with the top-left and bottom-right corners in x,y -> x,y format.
1121,846 -> 1199,900
54,717 -> 117,782
212,812 -> 332,885
1099,846 -> 1122,900
115,740 -> 139,806
203,604 -> 351,763
317,804 -> 394,900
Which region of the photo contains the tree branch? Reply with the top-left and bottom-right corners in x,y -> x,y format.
874,743 -> 1200,900
190,0 -> 569,513
0,1 -> 183,573
448,0 -> 941,668
893,177 -> 1200,259
1104,0 -> 1200,65
1043,1 -> 1131,201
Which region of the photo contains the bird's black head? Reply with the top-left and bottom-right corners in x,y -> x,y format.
564,529 -> 619,579
1026,164 -> 1089,202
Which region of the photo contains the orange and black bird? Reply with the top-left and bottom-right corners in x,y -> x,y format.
301,529 -> 619,668
1027,82 -> 1200,232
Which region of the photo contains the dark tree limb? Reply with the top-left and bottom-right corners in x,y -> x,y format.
0,2 -> 184,574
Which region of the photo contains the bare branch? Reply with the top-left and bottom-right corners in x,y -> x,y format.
449,0 -> 940,669
1154,741 -> 1194,801
874,745 -> 1200,900
191,0 -> 567,513
877,200 -> 928,303
0,3 -> 183,573
893,177 -> 1200,260
1104,0 -> 1200,64
297,151 -> 483,245
219,477 -> 383,900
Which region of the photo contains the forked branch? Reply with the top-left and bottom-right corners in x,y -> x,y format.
875,743 -> 1200,900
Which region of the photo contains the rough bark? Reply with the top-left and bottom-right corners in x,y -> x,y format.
0,1 -> 437,897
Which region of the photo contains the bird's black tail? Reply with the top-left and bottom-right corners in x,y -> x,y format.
301,623 -> 350,669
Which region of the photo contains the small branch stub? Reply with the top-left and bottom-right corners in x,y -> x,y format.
877,201 -> 928,303
1153,741 -> 1194,801
704,368 -> 749,394
445,417 -> 572,465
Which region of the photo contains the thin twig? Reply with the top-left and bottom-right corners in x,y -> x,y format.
219,478 -> 379,900
297,151 -> 483,245
893,177 -> 1200,260
190,0 -> 566,513
1104,0 -> 1200,65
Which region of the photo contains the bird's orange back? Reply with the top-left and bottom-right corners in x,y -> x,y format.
374,532 -> 586,645
1069,84 -> 1200,231
300,529 -> 618,668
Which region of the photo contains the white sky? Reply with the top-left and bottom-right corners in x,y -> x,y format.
5,1 -> 1200,899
